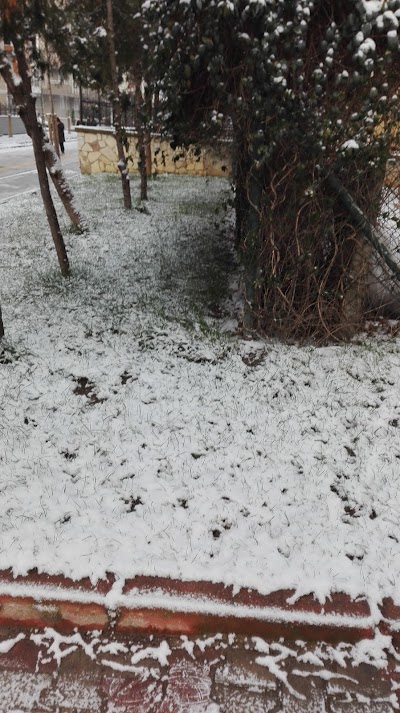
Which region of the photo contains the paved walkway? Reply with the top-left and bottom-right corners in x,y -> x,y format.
0,626 -> 398,712
0,136 -> 78,203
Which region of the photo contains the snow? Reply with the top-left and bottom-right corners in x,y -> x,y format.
0,578 -> 377,630
0,132 -> 77,151
359,37 -> 376,54
1,172 -> 400,613
383,10 -> 400,28
351,632 -> 393,669
341,139 -> 360,151
0,626 -> 395,709
291,668 -> 357,682
251,634 -> 396,701
0,633 -> 25,653
363,1 -> 386,14
0,133 -> 32,149
130,640 -> 171,666
253,639 -> 306,699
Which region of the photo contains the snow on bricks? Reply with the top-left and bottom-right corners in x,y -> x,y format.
0,628 -> 397,712
41,673 -> 102,712
0,573 -> 379,643
0,671 -> 51,712
158,658 -> 217,713
103,674 -> 163,713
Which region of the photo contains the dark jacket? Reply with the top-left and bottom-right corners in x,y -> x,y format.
57,120 -> 65,144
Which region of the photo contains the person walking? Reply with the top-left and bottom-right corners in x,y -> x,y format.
57,117 -> 65,154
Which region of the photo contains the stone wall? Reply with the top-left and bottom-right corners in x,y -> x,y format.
76,126 -> 232,178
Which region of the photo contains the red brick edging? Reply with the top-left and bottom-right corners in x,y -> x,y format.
0,569 -> 396,643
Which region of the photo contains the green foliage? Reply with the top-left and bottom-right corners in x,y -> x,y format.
142,0 -> 400,339
0,0 -> 142,94
142,0 -> 400,163
55,0 -> 142,91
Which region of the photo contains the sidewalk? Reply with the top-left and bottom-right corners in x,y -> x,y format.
0,572 -> 399,711
0,626 -> 397,712
0,132 -> 77,150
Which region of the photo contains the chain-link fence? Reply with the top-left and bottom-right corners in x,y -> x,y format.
235,135 -> 400,342
369,157 -> 400,320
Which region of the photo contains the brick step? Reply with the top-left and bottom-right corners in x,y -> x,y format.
0,570 -> 389,643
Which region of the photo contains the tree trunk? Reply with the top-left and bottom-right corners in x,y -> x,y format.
0,46 -> 70,276
139,135 -> 147,201
234,119 -> 263,333
145,132 -> 152,176
79,82 -> 83,123
233,124 -> 250,249
0,304 -> 4,339
106,0 -> 132,209
340,238 -> 372,337
1,39 -> 84,233
242,161 -> 262,333
52,113 -> 60,158
42,136 -> 87,231
134,85 -> 148,202
28,104 -> 70,275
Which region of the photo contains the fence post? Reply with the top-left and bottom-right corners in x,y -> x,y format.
7,114 -> 13,138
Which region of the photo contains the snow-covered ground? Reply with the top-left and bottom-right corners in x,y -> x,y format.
0,133 -> 32,150
1,172 -> 400,612
0,131 -> 77,151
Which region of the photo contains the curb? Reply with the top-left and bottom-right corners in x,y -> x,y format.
0,569 -> 394,643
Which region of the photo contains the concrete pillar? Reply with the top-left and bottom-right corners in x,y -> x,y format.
7,114 -> 13,138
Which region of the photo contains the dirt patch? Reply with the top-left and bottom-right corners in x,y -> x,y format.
72,376 -> 106,404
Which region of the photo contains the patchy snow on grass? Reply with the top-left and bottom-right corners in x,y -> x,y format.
0,172 -> 400,611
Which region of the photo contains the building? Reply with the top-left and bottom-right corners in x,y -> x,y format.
0,41 -> 96,134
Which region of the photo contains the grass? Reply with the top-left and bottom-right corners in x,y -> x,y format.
1,170 -> 400,606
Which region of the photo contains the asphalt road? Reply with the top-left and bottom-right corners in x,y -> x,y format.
0,139 -> 79,204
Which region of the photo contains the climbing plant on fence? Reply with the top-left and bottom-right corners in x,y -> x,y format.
143,0 -> 400,340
